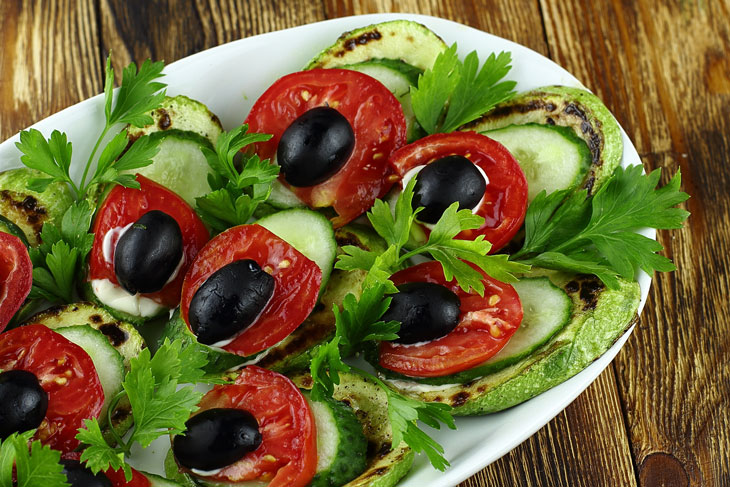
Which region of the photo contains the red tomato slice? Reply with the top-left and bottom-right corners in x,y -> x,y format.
379,261 -> 523,377
388,132 -> 528,252
88,174 -> 209,309
245,69 -> 407,228
181,224 -> 321,357
0,324 -> 104,452
104,467 -> 151,487
183,366 -> 316,487
0,232 -> 32,332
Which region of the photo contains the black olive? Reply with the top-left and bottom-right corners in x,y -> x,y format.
173,408 -> 262,471
277,106 -> 355,187
412,155 -> 487,224
60,459 -> 112,487
189,259 -> 275,345
383,282 -> 461,344
0,370 -> 48,439
114,210 -> 184,295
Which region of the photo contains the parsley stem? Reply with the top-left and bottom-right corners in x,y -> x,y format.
79,124 -> 111,195
105,390 -> 128,449
398,245 -> 431,264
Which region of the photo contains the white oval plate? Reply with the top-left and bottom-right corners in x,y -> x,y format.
0,13 -> 650,487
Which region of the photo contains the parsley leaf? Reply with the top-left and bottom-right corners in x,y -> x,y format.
337,177 -> 528,294
77,338 -> 207,479
28,200 -> 95,303
195,125 -> 276,232
411,43 -> 516,134
310,337 -> 350,402
334,284 -> 400,357
17,55 -> 165,203
15,129 -> 79,194
512,165 -> 690,287
0,432 -> 68,487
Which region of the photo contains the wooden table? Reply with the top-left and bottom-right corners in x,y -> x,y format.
1,1 -> 727,486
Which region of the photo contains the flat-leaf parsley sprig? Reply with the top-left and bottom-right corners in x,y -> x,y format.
16,56 -> 166,201
195,124 -> 277,232
510,165 -> 690,288
336,176 -> 529,296
411,43 -> 517,134
0,431 -> 68,487
76,338 -> 224,480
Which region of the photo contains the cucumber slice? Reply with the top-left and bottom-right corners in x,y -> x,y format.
54,325 -> 125,424
341,60 -> 424,142
372,276 -> 572,385
305,20 -> 447,72
304,392 -> 367,487
256,208 -> 336,294
130,131 -> 215,206
483,277 -> 572,368
144,472 -> 186,487
267,179 -> 306,209
127,95 -> 223,145
484,124 -> 591,202
462,85 -> 623,195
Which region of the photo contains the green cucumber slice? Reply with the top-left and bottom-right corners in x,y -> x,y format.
256,208 -> 336,294
267,179 -> 306,209
372,276 -> 572,385
484,123 -> 591,202
484,277 -> 572,368
341,60 -> 424,142
130,131 -> 215,206
305,392 -> 368,487
144,472 -> 186,487
54,325 -> 125,425
462,85 -> 623,194
305,20 -> 447,72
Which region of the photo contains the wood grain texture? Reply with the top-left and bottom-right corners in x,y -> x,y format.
0,0 -> 102,140
100,0 -> 327,79
2,1 -> 727,486
541,0 -> 730,485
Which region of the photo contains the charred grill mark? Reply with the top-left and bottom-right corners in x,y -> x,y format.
256,316 -> 335,368
565,274 -> 605,311
343,30 -> 382,51
377,442 -> 393,458
1,190 -> 46,239
156,108 -> 171,130
89,314 -> 103,323
99,323 -> 129,346
111,404 -> 131,424
450,391 -> 471,407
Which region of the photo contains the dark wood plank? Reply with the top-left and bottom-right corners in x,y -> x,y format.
0,0 -> 102,139
320,2 -> 638,486
541,0 -> 730,485
100,0 -> 327,78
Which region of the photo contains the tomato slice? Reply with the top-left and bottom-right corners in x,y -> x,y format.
245,69 -> 407,227
104,467 -> 151,487
88,174 -> 209,309
181,366 -> 317,487
180,224 -> 321,357
379,261 -> 523,377
0,324 -> 104,452
388,132 -> 528,253
0,232 -> 32,332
